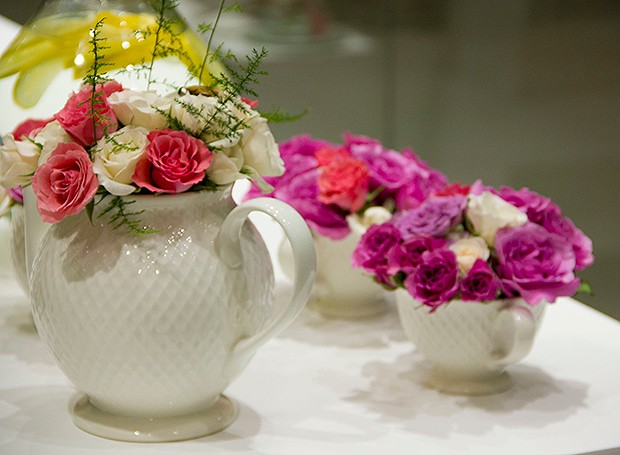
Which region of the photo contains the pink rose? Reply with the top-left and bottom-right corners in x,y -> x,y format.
31,143 -> 99,223
241,97 -> 259,109
55,82 -> 120,147
318,156 -> 369,212
101,81 -> 123,97
12,117 -> 53,139
133,129 -> 213,193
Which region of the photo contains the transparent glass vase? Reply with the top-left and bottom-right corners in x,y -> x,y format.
0,0 -> 217,134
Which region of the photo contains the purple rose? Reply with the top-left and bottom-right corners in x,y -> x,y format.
352,223 -> 402,279
405,249 -> 459,308
498,187 -> 562,224
394,195 -> 466,238
387,235 -> 446,274
273,169 -> 350,240
542,213 -> 594,271
460,259 -> 500,302
495,223 -> 580,305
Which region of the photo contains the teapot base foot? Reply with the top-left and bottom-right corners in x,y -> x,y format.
426,369 -> 513,396
70,393 -> 238,442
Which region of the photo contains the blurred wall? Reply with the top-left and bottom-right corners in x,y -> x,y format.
180,0 -> 620,319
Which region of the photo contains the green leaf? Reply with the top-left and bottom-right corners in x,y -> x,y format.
85,198 -> 95,225
261,107 -> 308,123
577,279 -> 593,296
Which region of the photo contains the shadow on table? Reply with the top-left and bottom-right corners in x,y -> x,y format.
344,351 -> 589,438
279,300 -> 408,349
0,386 -> 264,451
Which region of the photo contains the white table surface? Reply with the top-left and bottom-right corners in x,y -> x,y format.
2,269 -> 620,455
2,13 -> 620,455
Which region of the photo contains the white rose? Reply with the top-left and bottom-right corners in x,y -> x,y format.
170,93 -> 223,139
466,191 -> 528,245
34,120 -> 72,164
0,186 -> 11,216
237,114 -> 284,177
108,89 -> 171,130
92,126 -> 148,196
361,206 -> 393,227
207,146 -> 245,186
0,134 -> 40,189
449,236 -> 490,274
347,207 -> 393,237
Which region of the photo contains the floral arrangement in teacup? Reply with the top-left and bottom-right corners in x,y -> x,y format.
0,4 -> 283,234
352,181 -> 594,309
246,133 -> 449,239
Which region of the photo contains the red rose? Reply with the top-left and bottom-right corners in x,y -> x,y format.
318,156 -> 370,212
31,143 -> 99,223
55,82 -> 120,147
314,146 -> 349,167
133,129 -> 213,193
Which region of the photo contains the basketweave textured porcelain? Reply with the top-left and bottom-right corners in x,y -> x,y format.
28,189 -> 316,442
9,204 -> 29,296
279,230 -> 389,319
396,290 -> 546,395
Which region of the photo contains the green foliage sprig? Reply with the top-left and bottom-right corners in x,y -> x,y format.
83,18 -> 112,157
97,195 -> 159,237
145,0 -> 194,89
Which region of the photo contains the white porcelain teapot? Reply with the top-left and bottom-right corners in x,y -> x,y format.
25,187 -> 316,442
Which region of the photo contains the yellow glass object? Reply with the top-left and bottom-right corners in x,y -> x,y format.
0,1 -> 220,133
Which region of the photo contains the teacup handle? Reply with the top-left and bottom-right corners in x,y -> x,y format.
490,300 -> 537,366
216,197 -> 316,359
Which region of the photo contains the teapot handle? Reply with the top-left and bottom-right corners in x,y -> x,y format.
216,197 -> 316,359
490,300 -> 537,366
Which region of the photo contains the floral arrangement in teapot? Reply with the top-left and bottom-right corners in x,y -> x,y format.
246,133 -> 449,239
0,0 -> 285,234
352,181 -> 594,309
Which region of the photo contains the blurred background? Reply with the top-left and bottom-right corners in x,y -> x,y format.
2,0 -> 619,319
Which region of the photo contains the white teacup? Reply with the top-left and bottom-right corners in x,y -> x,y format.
396,290 -> 546,395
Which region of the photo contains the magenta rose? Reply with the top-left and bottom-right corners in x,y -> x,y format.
498,186 -> 561,224
31,143 -> 99,223
8,186 -> 23,204
352,223 -> 402,284
542,213 -> 594,271
395,149 -> 448,210
273,168 -> 350,240
133,129 -> 213,193
495,223 -> 580,305
318,156 -> 369,212
245,134 -> 330,200
405,249 -> 459,308
460,259 -> 500,302
395,195 -> 466,238
55,83 -> 120,147
387,235 -> 446,274
351,143 -> 410,190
